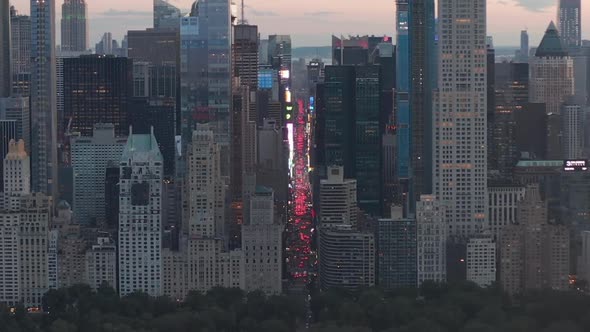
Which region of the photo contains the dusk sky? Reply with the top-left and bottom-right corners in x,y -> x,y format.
10,0 -> 589,48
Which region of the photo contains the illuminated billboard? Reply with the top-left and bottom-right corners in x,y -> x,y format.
564,160 -> 589,172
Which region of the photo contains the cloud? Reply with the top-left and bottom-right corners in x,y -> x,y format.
304,11 -> 339,17
99,9 -> 153,17
513,0 -> 555,12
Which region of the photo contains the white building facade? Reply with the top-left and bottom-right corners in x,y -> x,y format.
488,184 -> 526,241
417,195 -> 447,286
118,130 -> 164,297
320,166 -> 357,226
466,237 -> 496,287
242,187 -> 282,294
433,0 -> 488,237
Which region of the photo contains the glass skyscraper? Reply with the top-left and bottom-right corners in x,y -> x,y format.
180,0 -> 231,175
30,0 -> 58,197
396,0 -> 436,213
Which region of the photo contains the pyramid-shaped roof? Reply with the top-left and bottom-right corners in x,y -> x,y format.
535,21 -> 568,57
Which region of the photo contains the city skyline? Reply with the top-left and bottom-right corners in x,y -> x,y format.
10,0 -> 589,47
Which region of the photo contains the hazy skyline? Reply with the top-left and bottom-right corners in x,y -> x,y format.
10,0 -> 589,48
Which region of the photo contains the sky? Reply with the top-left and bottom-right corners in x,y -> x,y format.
9,0 -> 590,48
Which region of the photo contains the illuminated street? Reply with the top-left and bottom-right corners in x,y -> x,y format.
285,99 -> 316,287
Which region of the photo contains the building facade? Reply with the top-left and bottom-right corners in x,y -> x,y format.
500,186 -> 570,295
320,166 -> 357,226
0,0 -> 10,98
557,0 -> 581,49
377,215 -> 417,289
417,195 -> 446,286
433,0 -> 488,237
61,0 -> 88,52
319,224 -> 375,290
71,124 -> 127,225
488,184 -> 526,241
242,187 -> 282,294
63,55 -> 133,138
30,0 -> 58,197
118,130 -> 164,297
466,237 -> 496,287
85,236 -> 117,291
10,7 -> 31,96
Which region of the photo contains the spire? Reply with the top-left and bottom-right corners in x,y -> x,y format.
535,21 -> 568,57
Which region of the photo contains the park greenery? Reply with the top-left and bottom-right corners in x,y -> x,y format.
2,282 -> 590,331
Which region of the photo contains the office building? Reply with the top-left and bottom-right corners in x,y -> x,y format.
519,30 -> 529,63
71,124 -> 127,225
256,119 -> 288,202
61,0 -> 88,52
492,62 -> 529,174
500,185 -> 570,295
562,103 -> 584,159
377,210 -> 417,289
180,1 -> 232,173
395,0 -> 435,211
530,22 -> 574,159
319,224 -> 375,290
0,0 -> 10,98
233,24 -> 259,91
354,66 -> 382,215
118,130 -> 164,297
85,236 -> 117,291
579,231 -> 590,284
63,55 -> 132,139
127,28 -> 179,67
242,187 -> 282,294
0,140 -> 49,307
561,165 -> 590,233
317,65 -> 384,215
10,7 -> 31,96
466,237 -> 496,287
416,195 -> 446,286
488,183 -> 526,241
95,32 -> 113,55
320,166 -> 357,226
515,103 -> 548,159
433,0 -> 487,237
129,98 -> 176,176
558,0 -> 581,49
531,23 -> 574,105
0,95 -> 30,191
268,35 -> 292,77
52,201 -> 86,288
30,0 -> 58,197
153,0 -> 181,30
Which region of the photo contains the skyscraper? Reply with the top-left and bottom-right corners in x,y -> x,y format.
71,124 -> 127,225
180,1 -> 232,175
433,0 -> 488,237
153,0 -> 181,30
30,0 -> 58,198
519,30 -> 529,63
233,24 -> 259,91
319,166 -> 358,226
63,55 -> 133,138
530,22 -> 574,159
557,0 -> 581,49
0,0 -> 11,98
61,0 -> 88,52
10,7 -> 31,96
118,129 -> 164,297
395,0 -> 435,213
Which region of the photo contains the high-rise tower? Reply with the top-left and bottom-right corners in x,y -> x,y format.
433,0 -> 488,237
181,0 -> 232,176
61,0 -> 88,52
558,0 -> 581,49
30,0 -> 58,198
0,0 -> 11,97
395,0 -> 435,213
520,30 -> 529,62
